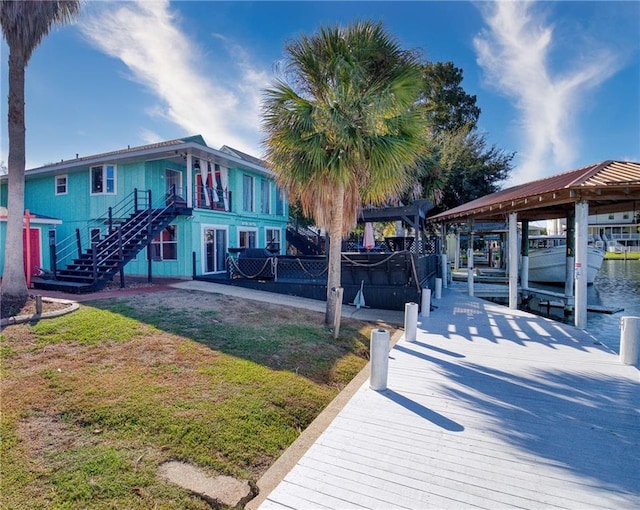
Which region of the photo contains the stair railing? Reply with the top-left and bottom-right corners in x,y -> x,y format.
50,188 -> 162,275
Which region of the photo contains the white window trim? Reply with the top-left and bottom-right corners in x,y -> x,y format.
151,225 -> 178,261
265,227 -> 282,252
201,224 -> 229,274
90,164 -> 117,196
237,227 -> 258,249
55,174 -> 68,196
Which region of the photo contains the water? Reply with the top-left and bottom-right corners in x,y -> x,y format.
528,260 -> 640,351
587,259 -> 640,351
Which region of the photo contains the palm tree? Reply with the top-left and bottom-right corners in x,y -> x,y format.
1,0 -> 81,302
262,21 -> 430,327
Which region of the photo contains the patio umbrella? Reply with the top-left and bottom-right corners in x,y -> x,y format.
352,280 -> 366,310
364,222 -> 375,250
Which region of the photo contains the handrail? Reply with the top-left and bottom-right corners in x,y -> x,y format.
52,187 -> 182,275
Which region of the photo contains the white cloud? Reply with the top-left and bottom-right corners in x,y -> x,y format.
474,1 -> 620,184
79,0 -> 268,155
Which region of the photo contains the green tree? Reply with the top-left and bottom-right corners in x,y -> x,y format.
407,61 -> 513,210
262,21 -> 430,327
1,0 -> 81,301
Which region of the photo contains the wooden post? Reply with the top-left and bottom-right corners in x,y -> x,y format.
332,287 -> 344,339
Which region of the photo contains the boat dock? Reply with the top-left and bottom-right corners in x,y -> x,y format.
252,285 -> 640,509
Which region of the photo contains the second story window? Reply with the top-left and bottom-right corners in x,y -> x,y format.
243,174 -> 254,212
55,175 -> 68,195
91,164 -> 116,194
261,180 -> 271,214
275,187 -> 285,216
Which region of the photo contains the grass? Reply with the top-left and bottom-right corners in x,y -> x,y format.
0,289 -> 388,509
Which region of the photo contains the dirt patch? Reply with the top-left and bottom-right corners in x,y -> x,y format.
1,295 -> 70,320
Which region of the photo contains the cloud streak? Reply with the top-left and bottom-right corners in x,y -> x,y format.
80,0 -> 268,155
474,1 -> 620,183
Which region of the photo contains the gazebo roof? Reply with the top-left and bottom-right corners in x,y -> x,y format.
428,160 -> 640,223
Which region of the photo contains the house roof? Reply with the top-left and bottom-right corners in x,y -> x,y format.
428,160 -> 640,223
15,135 -> 272,179
219,145 -> 265,167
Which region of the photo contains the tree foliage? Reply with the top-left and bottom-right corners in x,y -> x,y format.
409,61 -> 513,211
262,21 -> 430,325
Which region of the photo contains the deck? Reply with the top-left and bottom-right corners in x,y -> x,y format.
254,287 -> 640,509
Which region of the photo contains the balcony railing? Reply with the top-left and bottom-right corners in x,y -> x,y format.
194,184 -> 232,212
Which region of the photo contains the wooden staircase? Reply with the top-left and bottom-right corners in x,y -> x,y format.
32,188 -> 190,293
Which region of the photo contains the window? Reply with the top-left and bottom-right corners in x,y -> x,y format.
55,175 -> 68,195
608,214 -> 615,220
266,228 -> 281,252
275,187 -> 285,216
623,213 -> 629,220
151,225 -> 177,260
243,174 -> 254,212
91,164 -> 116,194
238,229 -> 257,249
260,180 -> 271,214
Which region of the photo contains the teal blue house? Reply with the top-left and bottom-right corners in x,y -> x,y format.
0,135 -> 288,291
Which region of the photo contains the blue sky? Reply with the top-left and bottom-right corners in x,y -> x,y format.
1,0 -> 639,185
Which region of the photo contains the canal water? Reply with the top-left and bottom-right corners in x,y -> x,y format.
587,259 -> 640,351
526,260 -> 640,352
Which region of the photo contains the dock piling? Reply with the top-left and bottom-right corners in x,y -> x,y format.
369,328 -> 390,391
404,302 -> 418,342
620,316 -> 640,366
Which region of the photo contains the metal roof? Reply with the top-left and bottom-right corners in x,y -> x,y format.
14,135 -> 273,179
428,160 -> 640,223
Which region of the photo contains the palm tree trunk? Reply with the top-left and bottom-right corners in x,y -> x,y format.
325,183 -> 345,325
2,49 -> 28,300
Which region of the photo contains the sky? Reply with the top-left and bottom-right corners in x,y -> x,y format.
1,0 -> 639,186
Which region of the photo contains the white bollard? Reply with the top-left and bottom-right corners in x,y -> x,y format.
404,302 -> 418,342
421,288 -> 431,318
435,278 -> 442,299
370,328 -> 390,391
620,316 -> 640,366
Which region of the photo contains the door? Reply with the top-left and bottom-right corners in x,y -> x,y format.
23,228 -> 41,277
203,227 -> 227,273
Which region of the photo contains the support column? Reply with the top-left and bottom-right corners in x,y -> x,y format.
574,201 -> 589,329
508,213 -> 518,309
186,152 -> 193,208
520,219 -> 529,289
565,210 -> 575,302
467,227 -> 474,297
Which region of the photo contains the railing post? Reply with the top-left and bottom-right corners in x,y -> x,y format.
147,189 -> 152,239
76,229 -> 82,259
92,243 -> 98,283
108,206 -> 113,233
134,188 -> 139,213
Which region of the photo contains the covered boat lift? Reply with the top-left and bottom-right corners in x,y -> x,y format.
427,160 -> 640,329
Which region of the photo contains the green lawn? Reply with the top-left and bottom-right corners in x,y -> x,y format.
1,290 -> 380,509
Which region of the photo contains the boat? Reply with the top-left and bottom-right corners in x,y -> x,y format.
527,235 -> 605,284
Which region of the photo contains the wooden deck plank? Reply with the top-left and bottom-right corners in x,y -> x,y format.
259,288 -> 640,510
